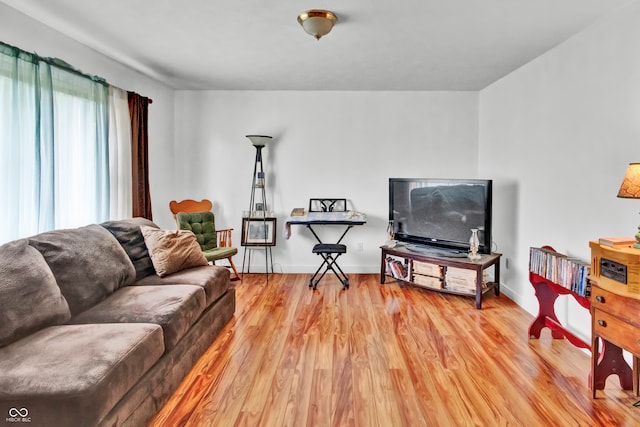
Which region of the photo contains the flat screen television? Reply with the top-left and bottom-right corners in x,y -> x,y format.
389,178 -> 493,254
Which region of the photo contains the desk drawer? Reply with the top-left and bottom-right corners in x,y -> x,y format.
591,284 -> 640,326
593,309 -> 640,356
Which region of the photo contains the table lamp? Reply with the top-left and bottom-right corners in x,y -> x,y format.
616,162 -> 640,249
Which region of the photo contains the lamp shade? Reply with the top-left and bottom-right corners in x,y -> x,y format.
617,163 -> 640,198
298,10 -> 337,40
245,135 -> 273,147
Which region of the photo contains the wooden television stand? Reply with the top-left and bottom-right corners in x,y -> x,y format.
380,243 -> 501,309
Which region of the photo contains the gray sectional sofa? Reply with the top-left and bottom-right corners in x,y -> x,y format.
0,218 -> 236,427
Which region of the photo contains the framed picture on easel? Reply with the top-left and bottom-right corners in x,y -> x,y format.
241,217 -> 277,246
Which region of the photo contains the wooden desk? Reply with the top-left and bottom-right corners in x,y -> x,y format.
284,211 -> 367,288
283,211 -> 367,242
589,241 -> 640,398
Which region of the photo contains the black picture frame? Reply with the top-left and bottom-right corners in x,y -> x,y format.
241,217 -> 277,246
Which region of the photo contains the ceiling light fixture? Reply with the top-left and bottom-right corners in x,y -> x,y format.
297,10 -> 337,40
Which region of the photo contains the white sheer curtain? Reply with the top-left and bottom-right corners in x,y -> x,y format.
108,86 -> 132,220
0,43 -> 120,244
0,47 -> 42,243
49,66 -> 110,229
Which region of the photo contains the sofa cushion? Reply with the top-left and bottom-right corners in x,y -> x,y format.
28,224 -> 136,315
0,239 -> 71,348
100,217 -> 159,281
0,323 -> 163,427
135,265 -> 231,306
141,225 -> 208,277
69,285 -> 206,351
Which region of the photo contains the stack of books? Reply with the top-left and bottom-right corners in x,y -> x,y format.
386,257 -> 408,280
598,236 -> 636,248
529,247 -> 591,297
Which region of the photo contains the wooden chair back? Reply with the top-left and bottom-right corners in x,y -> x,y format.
169,199 -> 213,221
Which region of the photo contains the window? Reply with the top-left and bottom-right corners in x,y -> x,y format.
0,44 -> 112,243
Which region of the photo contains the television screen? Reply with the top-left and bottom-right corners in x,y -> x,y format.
389,178 -> 493,254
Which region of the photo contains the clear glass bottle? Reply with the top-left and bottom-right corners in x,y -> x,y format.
469,228 -> 480,260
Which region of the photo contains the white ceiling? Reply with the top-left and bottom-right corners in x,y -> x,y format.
0,0 -> 634,90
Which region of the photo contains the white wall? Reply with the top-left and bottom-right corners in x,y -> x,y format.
0,3 -> 479,274
479,0 -> 640,340
0,2 -> 176,227
173,91 -> 479,273
12,0 -> 636,337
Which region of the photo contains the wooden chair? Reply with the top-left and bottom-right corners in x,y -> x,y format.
169,199 -> 213,221
169,199 -> 240,280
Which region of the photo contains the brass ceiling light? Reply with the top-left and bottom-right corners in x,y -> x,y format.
297,10 -> 337,40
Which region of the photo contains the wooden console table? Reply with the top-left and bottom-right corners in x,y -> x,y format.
589,240 -> 640,398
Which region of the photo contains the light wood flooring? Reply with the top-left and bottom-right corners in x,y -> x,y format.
149,274 -> 639,426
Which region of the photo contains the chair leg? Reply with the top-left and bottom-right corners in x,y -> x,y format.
227,257 -> 241,281
311,260 -> 331,290
310,260 -> 326,288
310,253 -> 349,290
329,257 -> 349,289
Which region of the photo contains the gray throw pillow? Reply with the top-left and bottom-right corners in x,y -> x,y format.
0,239 -> 71,347
101,217 -> 159,281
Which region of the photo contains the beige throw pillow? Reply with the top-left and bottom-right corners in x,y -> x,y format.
140,225 -> 208,277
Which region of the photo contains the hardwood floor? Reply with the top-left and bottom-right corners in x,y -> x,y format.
149,274 -> 639,426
